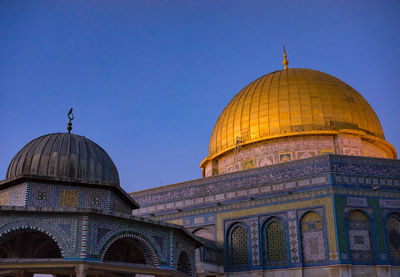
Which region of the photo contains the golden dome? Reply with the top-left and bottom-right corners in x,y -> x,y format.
206,68 -> 389,160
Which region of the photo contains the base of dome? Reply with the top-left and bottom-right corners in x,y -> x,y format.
201,130 -> 396,177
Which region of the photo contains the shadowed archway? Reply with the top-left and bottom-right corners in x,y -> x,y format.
177,250 -> 192,276
103,236 -> 155,266
0,229 -> 62,259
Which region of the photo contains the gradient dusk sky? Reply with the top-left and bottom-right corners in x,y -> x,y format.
1,1 -> 399,192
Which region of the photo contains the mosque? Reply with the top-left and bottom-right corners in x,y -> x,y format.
0,50 -> 399,277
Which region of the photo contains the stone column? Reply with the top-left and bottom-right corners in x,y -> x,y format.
376,265 -> 391,277
74,265 -> 89,277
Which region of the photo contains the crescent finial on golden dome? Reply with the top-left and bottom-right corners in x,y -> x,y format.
283,45 -> 289,69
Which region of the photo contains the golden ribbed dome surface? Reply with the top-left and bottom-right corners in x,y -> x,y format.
209,68 -> 384,157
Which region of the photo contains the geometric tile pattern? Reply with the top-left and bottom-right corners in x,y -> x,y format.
0,207 -> 198,270
368,198 -> 385,253
347,210 -> 374,263
60,189 -> 79,207
80,216 -> 89,258
386,214 -> 400,263
288,219 -> 299,263
250,219 -> 260,265
266,221 -> 286,262
134,155 -> 400,208
91,220 -> 165,261
335,196 -> 348,254
230,225 -> 248,265
301,212 -> 326,264
28,183 -> 112,211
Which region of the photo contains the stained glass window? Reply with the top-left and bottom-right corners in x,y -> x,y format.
230,225 -> 248,265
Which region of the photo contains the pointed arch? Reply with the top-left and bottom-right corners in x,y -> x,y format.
227,222 -> 249,266
177,250 -> 192,276
262,217 -> 288,265
347,209 -> 374,263
386,212 -> 400,264
300,211 -> 326,265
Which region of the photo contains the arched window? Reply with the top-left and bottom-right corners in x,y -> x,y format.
347,210 -> 374,263
386,214 -> 400,264
263,220 -> 287,264
229,224 -> 249,265
300,211 -> 326,264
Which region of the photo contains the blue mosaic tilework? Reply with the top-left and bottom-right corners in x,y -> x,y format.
28,183 -> 56,207
90,216 -> 168,262
329,155 -> 400,177
57,223 -> 72,237
133,155 -> 332,206
133,155 -> 400,207
0,209 -> 197,268
334,196 -> 348,255
250,218 -> 260,265
368,198 -> 385,254
82,187 -> 106,209
27,183 -> 109,211
80,216 -> 89,258
169,231 -> 174,266
288,219 -> 299,263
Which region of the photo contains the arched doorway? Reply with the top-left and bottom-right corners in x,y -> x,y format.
0,229 -> 62,259
177,250 -> 192,276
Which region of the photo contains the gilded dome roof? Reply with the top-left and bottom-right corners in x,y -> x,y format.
6,133 -> 120,186
208,68 -> 385,158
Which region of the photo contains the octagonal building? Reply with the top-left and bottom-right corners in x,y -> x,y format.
0,131 -> 200,276
131,54 -> 400,277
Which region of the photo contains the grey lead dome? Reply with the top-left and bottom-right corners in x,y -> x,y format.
6,133 -> 120,186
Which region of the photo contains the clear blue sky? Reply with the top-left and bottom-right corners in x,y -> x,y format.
1,1 -> 399,192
